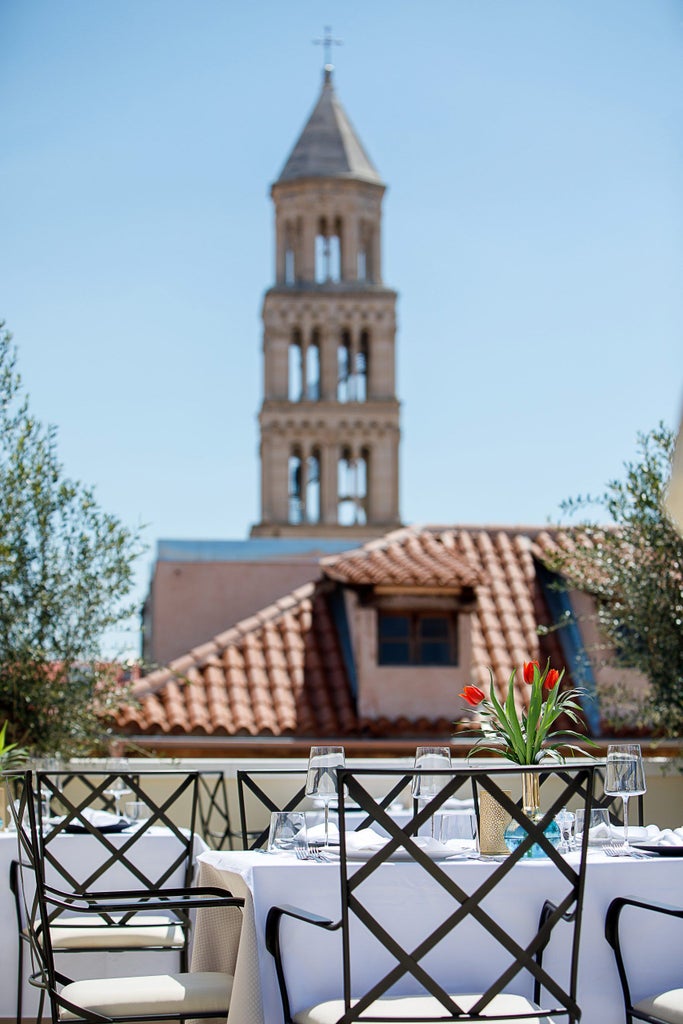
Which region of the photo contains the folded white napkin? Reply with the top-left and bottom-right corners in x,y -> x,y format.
408,836 -> 446,854
652,829 -> 683,847
638,825 -> 683,847
342,831 -> 453,857
343,829 -> 389,852
81,808 -> 122,826
607,825 -> 650,843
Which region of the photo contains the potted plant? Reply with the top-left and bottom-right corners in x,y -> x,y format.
0,721 -> 29,829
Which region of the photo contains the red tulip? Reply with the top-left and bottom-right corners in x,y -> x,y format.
523,660 -> 540,685
460,685 -> 485,707
544,668 -> 560,690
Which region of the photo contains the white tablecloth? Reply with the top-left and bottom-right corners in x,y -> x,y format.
0,827 -> 207,1018
193,847 -> 683,1024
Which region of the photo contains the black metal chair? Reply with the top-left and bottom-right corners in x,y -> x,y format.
6,768 -> 244,1024
237,767 -> 415,850
266,762 -> 599,1024
196,769 -> 240,850
9,769 -> 216,1023
605,896 -> 683,1024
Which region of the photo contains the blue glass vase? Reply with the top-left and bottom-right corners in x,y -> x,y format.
504,772 -> 561,858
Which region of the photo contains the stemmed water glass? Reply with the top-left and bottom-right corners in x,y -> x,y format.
305,745 -> 345,847
604,743 -> 646,852
411,745 -> 452,838
105,758 -> 132,818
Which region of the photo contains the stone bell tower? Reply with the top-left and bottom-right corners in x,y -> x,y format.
251,65 -> 401,539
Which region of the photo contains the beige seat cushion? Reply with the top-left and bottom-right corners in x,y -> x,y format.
294,992 -> 551,1024
635,990 -> 683,1024
60,971 -> 233,1020
49,915 -> 184,950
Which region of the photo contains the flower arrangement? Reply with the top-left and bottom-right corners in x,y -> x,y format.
460,659 -> 591,765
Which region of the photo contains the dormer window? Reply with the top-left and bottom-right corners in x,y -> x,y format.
377,611 -> 458,666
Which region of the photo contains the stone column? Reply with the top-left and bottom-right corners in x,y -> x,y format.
321,443 -> 339,524
266,432 -> 291,523
300,213 -> 316,282
341,212 -> 357,282
369,324 -> 395,400
319,324 -> 338,401
264,329 -> 290,401
373,224 -> 382,285
274,210 -> 285,284
368,432 -> 399,523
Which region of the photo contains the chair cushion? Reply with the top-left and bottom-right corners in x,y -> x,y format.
49,915 -> 184,950
59,971 -> 233,1020
635,990 -> 683,1024
293,993 -> 551,1024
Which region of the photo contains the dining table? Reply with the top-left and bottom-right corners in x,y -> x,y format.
192,844 -> 683,1024
0,825 -> 208,1019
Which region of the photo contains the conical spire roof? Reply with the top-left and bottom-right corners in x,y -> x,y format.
276,69 -> 383,186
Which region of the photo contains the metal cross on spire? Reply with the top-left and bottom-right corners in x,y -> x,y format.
314,25 -> 343,79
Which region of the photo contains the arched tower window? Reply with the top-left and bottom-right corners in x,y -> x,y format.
306,449 -> 321,523
337,448 -> 368,526
337,330 -> 351,402
353,330 -> 369,402
284,222 -> 296,285
315,216 -> 342,283
305,329 -> 320,400
288,329 -> 303,401
288,449 -> 303,524
358,221 -> 374,283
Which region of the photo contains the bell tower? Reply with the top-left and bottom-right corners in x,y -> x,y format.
251,65 -> 401,538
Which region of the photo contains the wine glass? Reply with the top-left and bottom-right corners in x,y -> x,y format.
603,743 -> 646,852
305,745 -> 345,846
411,745 -> 452,838
105,758 -> 132,818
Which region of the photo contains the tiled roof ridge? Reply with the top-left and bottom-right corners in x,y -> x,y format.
323,524 -> 553,589
322,523 -> 565,571
132,579 -> 320,700
320,525 -> 419,574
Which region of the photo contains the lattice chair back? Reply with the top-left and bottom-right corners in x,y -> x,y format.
237,768 -> 415,850
196,770 -> 239,850
36,769 -> 199,900
267,762 -> 599,1024
537,763 -> 644,825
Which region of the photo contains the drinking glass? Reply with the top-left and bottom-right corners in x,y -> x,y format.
437,810 -> 479,856
268,811 -> 308,852
411,745 -> 451,838
574,807 -> 612,847
305,745 -> 345,846
604,743 -> 646,851
124,801 -> 150,826
105,758 -> 132,818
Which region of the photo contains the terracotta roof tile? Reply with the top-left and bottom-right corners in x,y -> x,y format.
116,525 -> 575,748
321,526 -> 482,589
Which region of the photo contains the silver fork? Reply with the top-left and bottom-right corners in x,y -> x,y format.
295,846 -> 323,861
604,840 -> 652,859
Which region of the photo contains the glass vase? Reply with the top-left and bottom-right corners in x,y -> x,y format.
503,771 -> 561,858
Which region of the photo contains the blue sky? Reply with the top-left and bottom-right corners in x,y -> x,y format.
2,1 -> 681,659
